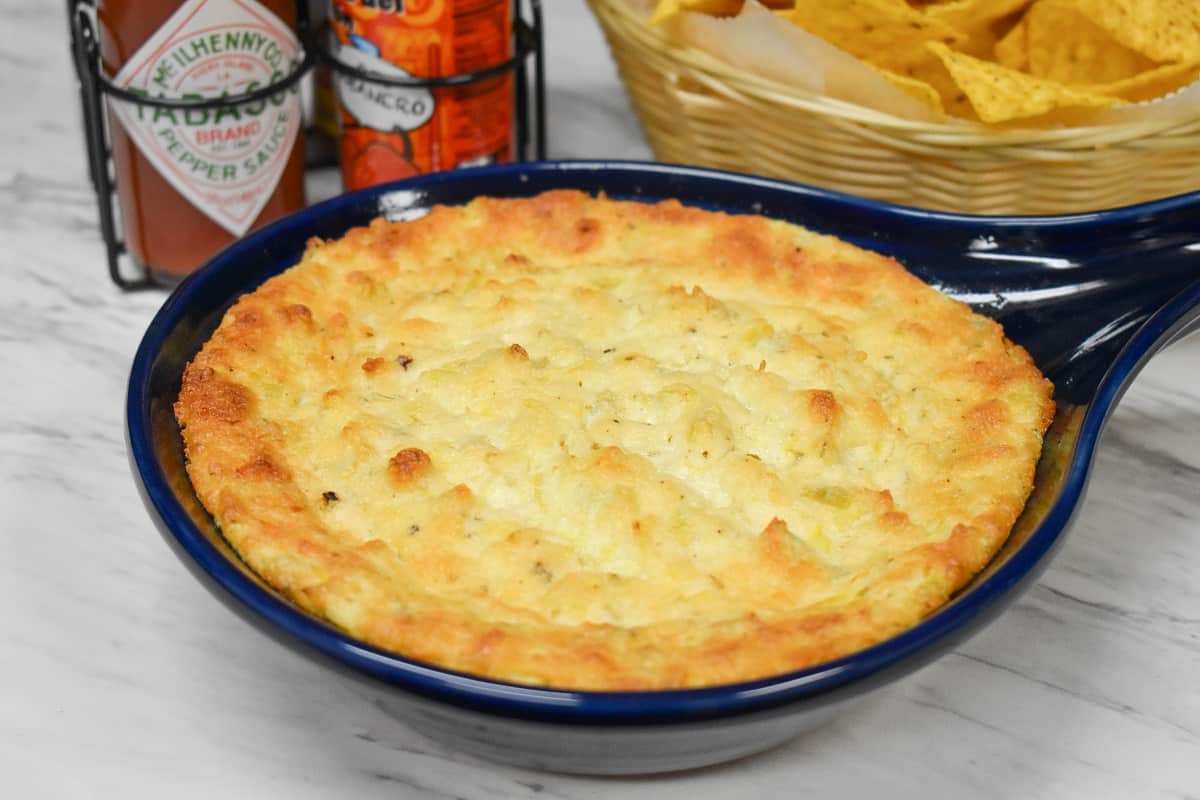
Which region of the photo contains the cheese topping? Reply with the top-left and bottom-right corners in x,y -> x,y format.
176,191 -> 1054,689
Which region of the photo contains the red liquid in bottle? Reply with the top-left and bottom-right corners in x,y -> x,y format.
98,0 -> 307,282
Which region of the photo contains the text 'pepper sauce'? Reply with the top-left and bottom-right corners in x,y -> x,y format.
98,0 -> 306,281
330,0 -> 514,190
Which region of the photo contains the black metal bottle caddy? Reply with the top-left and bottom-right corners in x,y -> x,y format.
68,0 -> 546,290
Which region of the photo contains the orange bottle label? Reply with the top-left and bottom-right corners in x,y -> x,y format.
330,0 -> 513,190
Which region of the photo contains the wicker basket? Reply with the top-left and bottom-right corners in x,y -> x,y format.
588,0 -> 1200,215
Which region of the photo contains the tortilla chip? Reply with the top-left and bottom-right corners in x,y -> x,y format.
1068,0 -> 1200,63
993,17 -> 1028,70
925,0 -> 1031,24
926,41 -> 1122,122
651,0 -> 744,24
875,67 -> 947,113
925,0 -> 1032,57
1085,60 -> 1200,103
884,51 -> 979,119
779,0 -> 965,73
1024,0 -> 1156,85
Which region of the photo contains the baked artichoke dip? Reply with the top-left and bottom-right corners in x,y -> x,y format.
175,191 -> 1055,689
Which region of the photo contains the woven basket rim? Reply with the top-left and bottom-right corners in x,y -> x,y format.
590,0 -> 1200,148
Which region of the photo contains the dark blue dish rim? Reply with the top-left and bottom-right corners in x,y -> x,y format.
128,160 -> 1200,726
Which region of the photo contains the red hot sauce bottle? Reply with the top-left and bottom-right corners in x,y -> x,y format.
98,0 -> 307,283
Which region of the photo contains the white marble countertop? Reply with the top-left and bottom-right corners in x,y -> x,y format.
2,2 -> 1198,797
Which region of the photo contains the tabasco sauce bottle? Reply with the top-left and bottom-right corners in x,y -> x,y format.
98,0 -> 307,283
329,0 -> 515,190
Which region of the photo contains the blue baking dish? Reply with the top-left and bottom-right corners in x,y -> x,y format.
127,161 -> 1200,774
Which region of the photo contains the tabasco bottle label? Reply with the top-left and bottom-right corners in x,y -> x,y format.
109,0 -> 303,237
330,0 -> 514,191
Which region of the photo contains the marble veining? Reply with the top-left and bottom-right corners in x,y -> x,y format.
0,1 -> 1197,797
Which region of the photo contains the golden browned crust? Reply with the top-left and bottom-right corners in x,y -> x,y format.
175,191 -> 1054,689
388,448 -> 433,487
